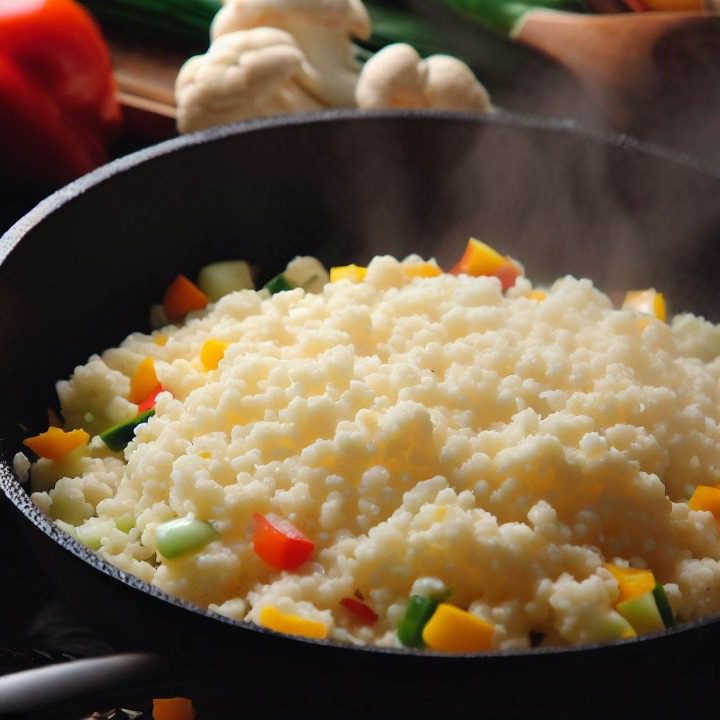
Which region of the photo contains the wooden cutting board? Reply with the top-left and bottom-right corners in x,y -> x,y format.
109,35 -> 185,141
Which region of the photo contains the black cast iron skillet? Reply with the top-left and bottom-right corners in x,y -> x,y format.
2,109 -> 720,718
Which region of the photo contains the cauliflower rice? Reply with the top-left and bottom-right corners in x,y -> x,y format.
26,253 -> 720,650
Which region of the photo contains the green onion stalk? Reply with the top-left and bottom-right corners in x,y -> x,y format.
437,0 -> 589,37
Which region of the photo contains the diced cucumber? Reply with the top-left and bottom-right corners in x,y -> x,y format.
652,583 -> 675,629
156,516 -> 219,559
263,274 -> 294,294
100,410 -> 154,452
197,260 -> 255,301
585,608 -> 636,643
617,591 -> 665,635
283,256 -> 330,294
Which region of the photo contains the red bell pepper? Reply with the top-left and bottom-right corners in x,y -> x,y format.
137,383 -> 166,413
340,597 -> 379,625
252,512 -> 314,571
0,0 -> 122,185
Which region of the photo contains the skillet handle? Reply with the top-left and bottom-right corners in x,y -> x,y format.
0,652 -> 179,719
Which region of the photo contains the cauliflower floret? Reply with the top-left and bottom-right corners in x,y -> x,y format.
176,28 -> 323,133
174,0 -> 492,132
355,43 -> 491,112
211,0 -> 370,107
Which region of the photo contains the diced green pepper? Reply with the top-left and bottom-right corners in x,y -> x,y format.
263,274 -> 294,294
398,595 -> 439,647
617,590 -> 665,635
652,583 -> 675,629
156,516 -> 219,559
100,409 -> 154,452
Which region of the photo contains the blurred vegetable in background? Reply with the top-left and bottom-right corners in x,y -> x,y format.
438,0 -> 589,35
76,0 -> 551,101
79,0 -> 222,47
0,0 -> 122,186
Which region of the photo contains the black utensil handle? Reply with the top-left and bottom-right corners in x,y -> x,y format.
0,652 -> 170,718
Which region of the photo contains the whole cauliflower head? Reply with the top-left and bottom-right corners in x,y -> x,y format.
211,0 -> 370,107
355,43 -> 491,112
175,27 -> 323,133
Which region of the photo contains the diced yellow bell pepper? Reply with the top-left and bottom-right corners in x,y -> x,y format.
688,485 -> 720,520
154,334 -> 168,346
23,427 -> 89,460
259,605 -> 328,640
403,263 -> 442,278
129,357 -> 159,404
622,289 -> 666,322
152,697 -> 196,720
330,264 -> 367,283
449,238 -> 506,277
421,603 -> 494,652
604,563 -> 656,604
200,338 -> 228,371
528,289 -> 547,301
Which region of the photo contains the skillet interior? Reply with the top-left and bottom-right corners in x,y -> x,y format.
2,109 -> 720,713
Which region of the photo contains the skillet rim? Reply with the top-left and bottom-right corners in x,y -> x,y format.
2,106 -> 720,660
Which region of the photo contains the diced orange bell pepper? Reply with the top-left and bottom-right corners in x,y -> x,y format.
200,338 -> 228,371
152,697 -> 196,720
449,238 -> 506,276
129,357 -> 159,404
23,427 -> 89,459
449,238 -> 523,290
163,274 -> 209,321
421,603 -> 494,652
688,485 -> 720,520
330,264 -> 367,283
252,512 -> 314,571
259,605 -> 328,639
622,289 -> 666,322
604,563 -> 656,604
403,263 -> 443,278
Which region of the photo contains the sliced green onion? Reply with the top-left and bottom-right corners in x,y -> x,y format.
100,409 -> 154,452
398,595 -> 439,647
156,516 -> 219,559
652,583 -> 675,629
263,274 -> 294,294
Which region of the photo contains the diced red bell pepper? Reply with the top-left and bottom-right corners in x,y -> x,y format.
494,257 -> 524,291
340,597 -> 379,625
252,512 -> 314,571
137,383 -> 168,413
